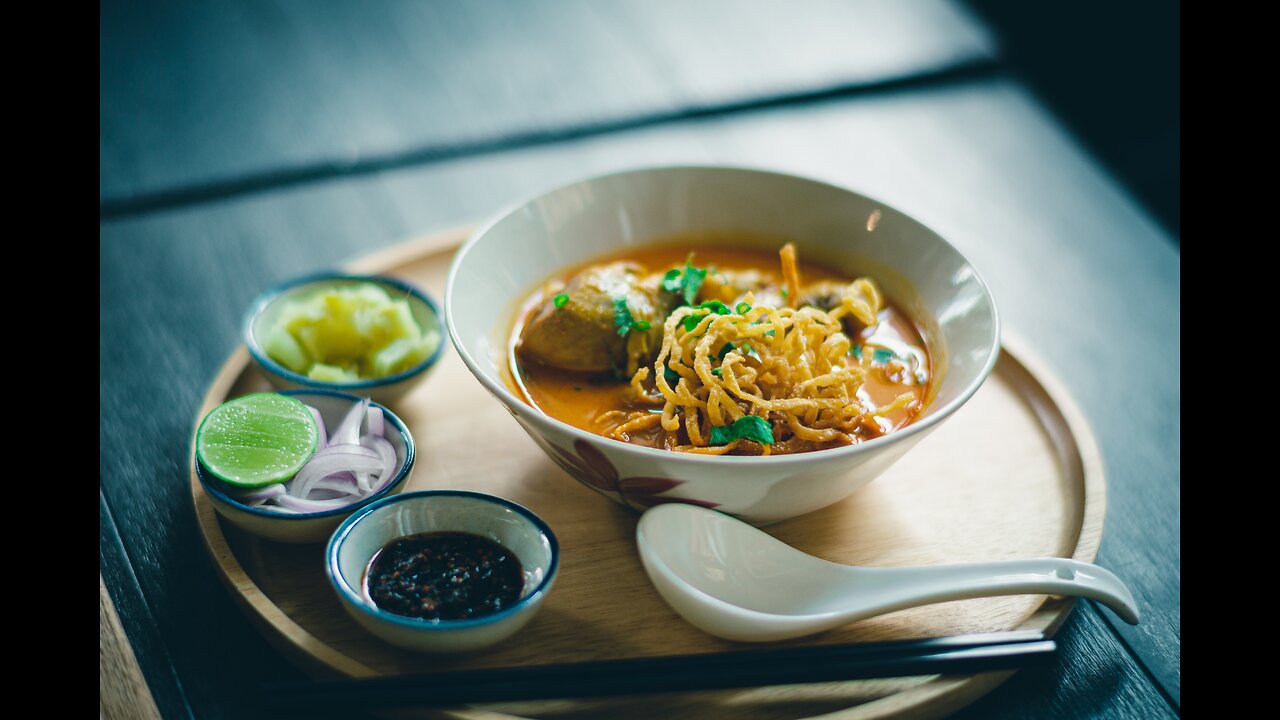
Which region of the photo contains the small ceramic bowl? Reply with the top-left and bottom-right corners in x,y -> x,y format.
326,490 -> 560,654
196,390 -> 415,544
243,273 -> 446,406
446,166 -> 1000,524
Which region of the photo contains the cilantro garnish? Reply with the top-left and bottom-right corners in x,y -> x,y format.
661,254 -> 708,306
682,299 -> 733,333
613,297 -> 651,337
714,341 -> 760,362
553,293 -> 569,308
735,302 -> 751,314
709,415 -> 775,445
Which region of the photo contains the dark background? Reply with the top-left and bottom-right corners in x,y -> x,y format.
965,0 -> 1180,239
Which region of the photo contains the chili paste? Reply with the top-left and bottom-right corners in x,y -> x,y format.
364,531 -> 524,620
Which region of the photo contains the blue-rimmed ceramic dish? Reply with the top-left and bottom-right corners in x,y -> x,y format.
326,490 -> 560,653
196,390 -> 416,544
243,272 -> 446,406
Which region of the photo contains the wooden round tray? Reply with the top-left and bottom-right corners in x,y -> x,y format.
190,227 -> 1104,720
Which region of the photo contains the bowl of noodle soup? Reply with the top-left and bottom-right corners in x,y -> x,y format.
446,166 -> 999,524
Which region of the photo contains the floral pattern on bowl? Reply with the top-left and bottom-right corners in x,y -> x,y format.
544,438 -> 720,511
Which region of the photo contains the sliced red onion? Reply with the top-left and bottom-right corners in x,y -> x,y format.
363,435 -> 399,491
307,405 -> 328,450
309,472 -> 359,494
311,444 -> 380,460
276,494 -> 360,513
309,488 -> 359,501
329,398 -> 368,447
365,406 -> 384,439
289,452 -> 384,499
354,472 -> 372,493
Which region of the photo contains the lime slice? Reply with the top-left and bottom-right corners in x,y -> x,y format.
196,393 -> 319,488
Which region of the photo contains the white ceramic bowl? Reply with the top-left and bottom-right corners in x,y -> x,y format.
326,490 -> 560,653
243,273 -> 446,407
196,390 -> 415,544
445,166 -> 1000,524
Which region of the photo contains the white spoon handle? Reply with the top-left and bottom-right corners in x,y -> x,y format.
851,558 -> 1140,624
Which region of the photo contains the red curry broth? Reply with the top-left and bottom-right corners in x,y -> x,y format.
507,242 -> 931,453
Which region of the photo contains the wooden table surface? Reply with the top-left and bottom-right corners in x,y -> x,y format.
99,2 -> 1179,718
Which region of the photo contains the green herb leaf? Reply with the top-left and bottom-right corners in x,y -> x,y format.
661,269 -> 682,293
684,268 -> 707,304
682,257 -> 708,305
614,297 -> 633,337
709,415 -> 775,445
613,297 -> 653,337
711,367 -> 722,377
735,302 -> 751,314
661,255 -> 708,306
715,340 -> 759,362
554,293 -> 569,308
682,299 -> 733,334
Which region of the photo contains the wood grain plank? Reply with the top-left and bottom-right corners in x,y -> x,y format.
100,492 -> 195,720
950,604 -> 1176,720
99,0 -> 994,205
101,576 -> 162,720
100,79 -> 1176,717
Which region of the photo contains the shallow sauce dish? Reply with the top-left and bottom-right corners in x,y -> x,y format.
196,390 -> 415,544
445,166 -> 1000,523
326,490 -> 560,653
243,272 -> 445,406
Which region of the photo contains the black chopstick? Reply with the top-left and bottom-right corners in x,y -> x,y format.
261,631 -> 1054,710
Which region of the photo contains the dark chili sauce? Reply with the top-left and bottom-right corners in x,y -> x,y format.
363,531 -> 525,621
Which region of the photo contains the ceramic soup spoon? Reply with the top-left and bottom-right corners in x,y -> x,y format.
636,504 -> 1139,642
